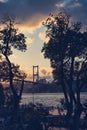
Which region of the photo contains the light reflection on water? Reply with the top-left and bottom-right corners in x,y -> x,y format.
21,92 -> 87,106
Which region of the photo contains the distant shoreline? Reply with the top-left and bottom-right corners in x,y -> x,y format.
23,91 -> 87,94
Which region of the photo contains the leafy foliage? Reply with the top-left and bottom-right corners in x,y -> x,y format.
42,12 -> 87,121
0,18 -> 26,56
0,60 -> 27,81
0,17 -> 27,109
42,12 -> 87,92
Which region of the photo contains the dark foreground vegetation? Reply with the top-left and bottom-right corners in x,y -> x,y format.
0,102 -> 87,130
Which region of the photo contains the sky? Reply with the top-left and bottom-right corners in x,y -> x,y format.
0,0 -> 87,81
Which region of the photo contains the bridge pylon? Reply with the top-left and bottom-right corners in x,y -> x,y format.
33,66 -> 39,83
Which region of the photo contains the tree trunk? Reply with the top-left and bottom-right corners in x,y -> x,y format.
61,60 -> 69,103
71,103 -> 83,130
5,55 -> 17,96
19,80 -> 24,100
67,57 -> 77,118
5,55 -> 20,113
14,80 -> 24,109
66,103 -> 73,118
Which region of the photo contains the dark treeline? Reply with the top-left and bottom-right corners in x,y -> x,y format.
22,83 -> 87,93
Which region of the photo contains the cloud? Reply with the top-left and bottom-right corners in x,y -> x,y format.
0,0 -> 86,31
0,0 -> 58,27
26,37 -> 34,45
40,68 -> 53,81
40,68 -> 52,76
26,67 -> 53,81
56,0 -> 87,26
9,54 -> 17,61
0,0 -> 7,3
73,2 -> 82,8
41,69 -> 47,75
38,32 -> 49,43
0,0 -> 87,28
18,25 -> 37,34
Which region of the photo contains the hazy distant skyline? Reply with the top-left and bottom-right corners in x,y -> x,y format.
0,0 -> 87,80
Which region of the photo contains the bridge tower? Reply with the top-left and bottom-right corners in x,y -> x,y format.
33,66 -> 39,83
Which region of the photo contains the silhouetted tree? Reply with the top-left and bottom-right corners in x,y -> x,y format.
0,17 -> 27,109
42,12 -> 87,130
0,60 -> 26,81
0,60 -> 27,107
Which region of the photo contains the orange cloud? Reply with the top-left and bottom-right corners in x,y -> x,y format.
38,32 -> 49,43
26,37 -> 34,45
24,67 -> 53,81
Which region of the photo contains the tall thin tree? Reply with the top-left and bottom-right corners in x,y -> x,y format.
0,17 -> 27,109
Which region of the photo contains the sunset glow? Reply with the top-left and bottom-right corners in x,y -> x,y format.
0,0 -> 87,81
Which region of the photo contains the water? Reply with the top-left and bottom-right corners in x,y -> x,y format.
21,93 -> 87,130
21,92 -> 87,106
